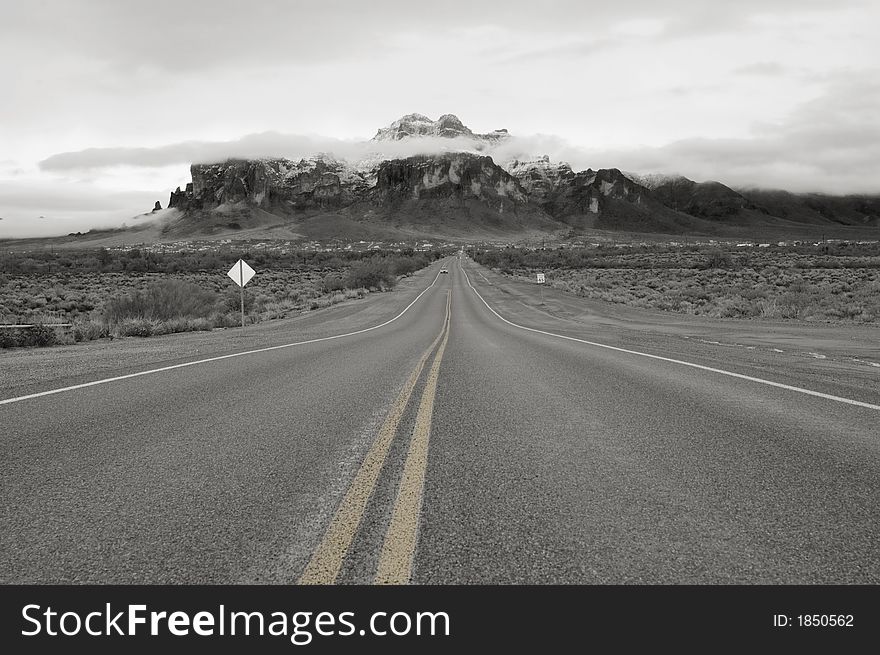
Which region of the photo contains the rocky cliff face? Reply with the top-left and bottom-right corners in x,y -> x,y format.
505,160 -> 650,217
374,153 -> 527,208
504,156 -> 576,197
361,153 -> 557,235
548,168 -> 643,220
169,156 -> 371,211
169,151 -> 536,221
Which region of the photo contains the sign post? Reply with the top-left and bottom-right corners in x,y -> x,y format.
536,272 -> 545,305
227,259 -> 256,330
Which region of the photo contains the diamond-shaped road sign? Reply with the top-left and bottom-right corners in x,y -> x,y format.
227,259 -> 256,287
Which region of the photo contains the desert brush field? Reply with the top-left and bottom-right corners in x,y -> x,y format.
0,246 -> 446,347
475,241 -> 880,323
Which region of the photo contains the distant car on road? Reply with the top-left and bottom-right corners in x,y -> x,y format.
440,269 -> 448,274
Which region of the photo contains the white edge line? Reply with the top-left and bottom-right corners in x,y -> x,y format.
1,267 -> 448,406
460,262 -> 880,412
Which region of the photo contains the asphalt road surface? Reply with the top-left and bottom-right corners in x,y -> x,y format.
1,257 -> 878,584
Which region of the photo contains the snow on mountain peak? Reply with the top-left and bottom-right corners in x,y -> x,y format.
504,155 -> 573,175
503,155 -> 576,195
372,113 -> 509,144
623,172 -> 687,189
373,113 -> 471,141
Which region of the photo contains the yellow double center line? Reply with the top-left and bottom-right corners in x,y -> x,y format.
375,292 -> 452,584
299,291 -> 451,585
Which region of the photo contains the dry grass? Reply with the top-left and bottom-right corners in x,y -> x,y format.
476,244 -> 880,323
544,267 -> 879,321
0,269 -> 332,337
1,259 -> 429,347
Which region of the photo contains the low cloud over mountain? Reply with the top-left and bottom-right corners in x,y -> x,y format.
6,109 -> 879,239
145,113 -> 878,241
37,73 -> 880,197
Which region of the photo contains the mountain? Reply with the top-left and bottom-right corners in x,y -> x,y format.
505,156 -> 576,197
505,160 -> 710,233
627,171 -> 880,228
629,174 -> 749,219
358,153 -> 560,237
165,148 -> 563,240
168,155 -> 370,212
372,113 -> 509,143
739,189 -> 880,227
155,113 -> 879,241
623,172 -> 688,190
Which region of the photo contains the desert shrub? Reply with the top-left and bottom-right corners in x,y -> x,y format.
250,293 -> 274,314
0,328 -> 35,348
105,280 -> 218,323
309,291 -> 350,312
702,251 -> 734,269
758,299 -> 781,318
388,254 -> 429,276
158,317 -> 215,334
114,318 -> 161,337
346,258 -> 397,290
7,324 -> 58,347
222,286 -> 255,313
73,321 -> 110,342
322,273 -> 346,292
53,331 -> 76,346
715,298 -> 760,318
0,330 -> 17,349
189,316 -> 215,331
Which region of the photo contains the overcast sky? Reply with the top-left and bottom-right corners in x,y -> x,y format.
2,0 -> 878,237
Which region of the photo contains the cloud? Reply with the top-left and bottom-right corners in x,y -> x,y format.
1,1 -> 394,75
496,36 -> 621,63
0,181 -> 157,212
30,68 -> 880,198
734,62 -> 789,76
38,129 -> 570,172
584,131 -> 880,195
488,0 -> 841,65
665,83 -> 724,97
38,134 -> 346,170
0,179 -> 165,238
1,0 -> 853,78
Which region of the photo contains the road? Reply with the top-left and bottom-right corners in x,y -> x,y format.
1,257 -> 878,584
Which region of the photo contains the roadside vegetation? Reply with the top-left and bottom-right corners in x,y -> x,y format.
474,242 -> 880,322
0,247 -> 445,348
